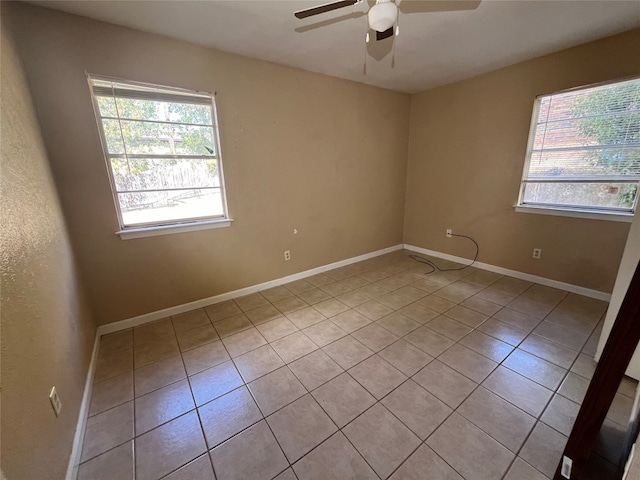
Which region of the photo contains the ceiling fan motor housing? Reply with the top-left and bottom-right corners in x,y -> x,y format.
368,0 -> 398,32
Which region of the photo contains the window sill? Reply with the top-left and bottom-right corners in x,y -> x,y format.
515,205 -> 634,223
116,218 -> 233,240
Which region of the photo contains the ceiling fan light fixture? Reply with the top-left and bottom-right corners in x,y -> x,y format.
368,2 -> 397,32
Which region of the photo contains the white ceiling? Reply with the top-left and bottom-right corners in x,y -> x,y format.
29,0 -> 640,93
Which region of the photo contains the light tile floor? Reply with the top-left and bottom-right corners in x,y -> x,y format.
79,250 -> 637,480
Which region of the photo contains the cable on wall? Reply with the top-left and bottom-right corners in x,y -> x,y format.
409,233 -> 479,275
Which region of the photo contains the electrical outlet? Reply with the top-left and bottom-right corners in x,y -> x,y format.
284,250 -> 291,261
446,229 -> 452,238
561,455 -> 573,479
532,248 -> 542,259
49,386 -> 62,417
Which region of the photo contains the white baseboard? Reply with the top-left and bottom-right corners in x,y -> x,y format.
403,243 -> 611,302
99,244 -> 403,336
65,330 -> 101,480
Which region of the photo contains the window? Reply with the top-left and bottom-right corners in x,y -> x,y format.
518,77 -> 640,220
88,75 -> 230,237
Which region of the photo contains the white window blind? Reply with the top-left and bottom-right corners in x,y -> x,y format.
518,77 -> 640,216
88,75 -> 228,229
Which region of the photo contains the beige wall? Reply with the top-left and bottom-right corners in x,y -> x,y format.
0,12 -> 96,480
404,29 -> 640,293
6,3 -> 411,325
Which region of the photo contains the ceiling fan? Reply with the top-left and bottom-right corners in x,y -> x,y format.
295,0 -> 480,42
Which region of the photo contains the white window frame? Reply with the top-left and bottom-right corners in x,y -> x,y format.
516,77 -> 640,223
88,74 -> 232,239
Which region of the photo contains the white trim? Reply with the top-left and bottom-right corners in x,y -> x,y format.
403,243 -> 611,302
515,205 -> 634,223
65,331 -> 101,480
99,244 -> 403,335
116,218 -> 233,239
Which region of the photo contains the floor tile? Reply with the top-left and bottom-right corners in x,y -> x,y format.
460,296 -> 502,316
322,335 -> 374,369
443,305 -> 488,328
504,458 -> 550,480
389,444 -> 463,480
335,289 -> 372,308
293,432 -> 378,480
427,413 -> 514,480
303,320 -> 347,347
286,306 -> 326,329
221,328 -> 267,358
477,318 -> 529,346
330,309 -> 372,333
381,379 -> 451,440
134,318 -> 175,345
519,335 -> 578,369
506,296 -> 556,320
81,401 -> 134,462
289,349 -> 343,390
348,354 -> 407,399
398,302 -> 440,324
306,273 -> 334,287
343,403 -> 421,479
297,288 -> 332,305
134,354 -> 186,397
311,373 -> 376,428
519,422 -> 568,478
77,441 -> 133,480
270,331 -> 319,363
189,361 -> 243,406
248,366 -> 307,416
357,282 -> 393,298
209,420 -> 288,480
98,330 -> 133,358
94,348 -> 133,384
341,276 -> 371,291
181,340 -> 230,376
492,307 -> 541,333
404,326 -> 455,356
413,360 -> 477,409
234,344 -> 284,382
256,317 -> 299,342
135,411 -> 206,480
434,281 -> 482,303
541,394 -> 579,436
89,372 -> 133,416
502,349 -> 567,390
482,366 -> 553,417
212,313 -> 253,338
176,324 -> 219,352
352,323 -> 399,352
532,321 -> 589,352
417,295 -> 456,314
135,378 -> 195,435
458,330 -> 514,362
558,372 -> 589,404
273,295 -> 309,315
320,281 -> 353,297
461,270 -> 503,288
376,312 -> 421,337
570,353 -> 596,380
171,309 -> 211,334
378,291 -> 415,310
426,316 -> 473,342
313,298 -> 349,317
198,386 -> 262,448
163,454 -> 215,480
267,394 -> 338,462
134,335 -> 180,368
245,304 -> 283,325
274,468 -> 297,480
458,387 -> 535,452
284,279 -> 315,294
205,300 -> 242,322
438,344 -> 498,382
378,339 -> 432,376
354,300 -> 394,320
234,293 -> 270,312
474,287 -> 516,306
260,286 -> 294,303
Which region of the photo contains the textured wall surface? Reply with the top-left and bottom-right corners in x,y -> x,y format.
404,29 -> 640,293
0,11 -> 96,479
7,3 -> 411,325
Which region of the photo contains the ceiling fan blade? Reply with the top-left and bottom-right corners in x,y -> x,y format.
294,0 -> 359,19
399,0 -> 481,15
376,27 -> 394,41
295,11 -> 365,32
